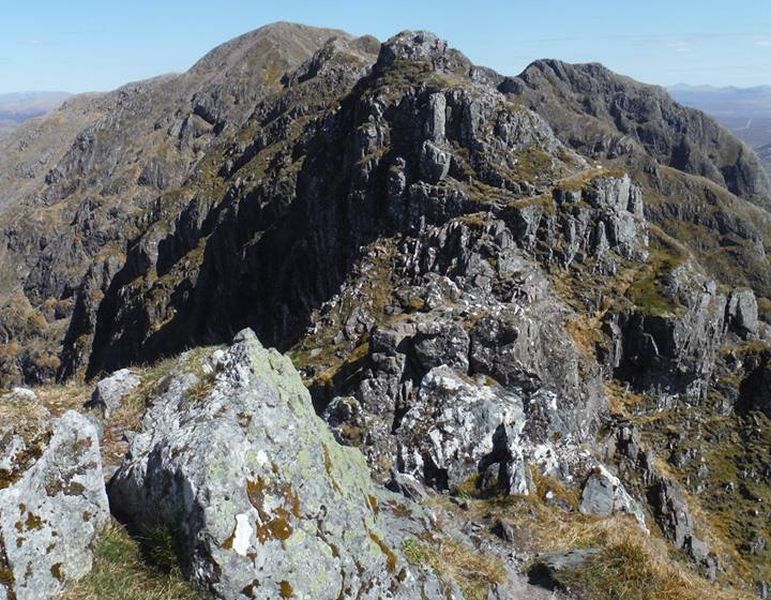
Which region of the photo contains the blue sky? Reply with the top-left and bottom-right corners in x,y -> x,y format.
1,0 -> 770,94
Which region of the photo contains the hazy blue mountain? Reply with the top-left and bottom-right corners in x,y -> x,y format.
0,91 -> 71,137
669,84 -> 771,171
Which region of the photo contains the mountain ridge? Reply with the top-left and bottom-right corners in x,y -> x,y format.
0,23 -> 769,599
0,21 -> 766,407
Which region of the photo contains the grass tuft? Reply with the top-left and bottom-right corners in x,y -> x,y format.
64,520 -> 207,600
402,535 -> 506,600
541,539 -> 705,600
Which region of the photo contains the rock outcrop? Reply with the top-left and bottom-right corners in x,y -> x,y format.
108,329 -> 465,599
613,265 -> 728,402
579,465 -> 646,530
317,208 -> 610,491
84,367 -> 140,417
726,289 -> 759,339
396,366 -> 530,494
0,405 -> 109,600
600,421 -> 720,578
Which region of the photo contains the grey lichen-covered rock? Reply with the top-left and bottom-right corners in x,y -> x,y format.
397,366 -> 529,494
0,411 -> 109,600
109,329 -> 454,599
579,465 -> 647,531
614,264 -> 728,402
84,367 -> 141,417
584,175 -> 648,261
725,288 -> 759,339
420,140 -> 451,183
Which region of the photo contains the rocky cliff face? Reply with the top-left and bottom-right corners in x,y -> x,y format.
0,23 -> 769,600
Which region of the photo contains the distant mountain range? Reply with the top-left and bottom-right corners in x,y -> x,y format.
669,84 -> 771,171
0,91 -> 71,138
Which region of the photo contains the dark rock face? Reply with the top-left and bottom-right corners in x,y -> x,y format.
0,23 -> 378,386
737,354 -> 771,416
73,31 -> 585,385
613,269 -> 727,402
648,479 -> 694,548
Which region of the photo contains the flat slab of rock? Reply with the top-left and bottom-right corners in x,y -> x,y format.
528,548 -> 600,591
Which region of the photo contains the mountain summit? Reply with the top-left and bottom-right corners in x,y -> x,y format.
0,23 -> 769,600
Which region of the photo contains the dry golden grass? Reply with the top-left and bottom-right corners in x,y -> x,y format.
548,538 -> 722,600
530,469 -> 580,511
34,380 -> 93,415
0,392 -> 51,442
468,493 -> 748,600
402,534 -> 507,600
604,380 -> 648,417
565,314 -> 604,359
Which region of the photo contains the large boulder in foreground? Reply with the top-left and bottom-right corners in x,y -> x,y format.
109,329 -> 458,600
0,403 -> 109,600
